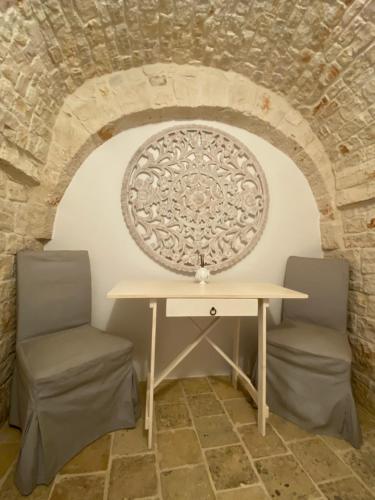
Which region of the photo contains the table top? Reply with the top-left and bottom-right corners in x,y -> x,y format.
107,280 -> 308,300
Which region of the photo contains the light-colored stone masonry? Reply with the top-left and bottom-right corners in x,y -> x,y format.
0,0 -> 374,422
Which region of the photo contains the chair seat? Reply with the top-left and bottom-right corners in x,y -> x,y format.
18,324 -> 133,381
268,319 -> 352,363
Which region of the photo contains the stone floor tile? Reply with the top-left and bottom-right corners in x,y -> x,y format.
208,376 -> 246,400
50,475 -> 104,500
161,465 -> 214,500
216,485 -> 269,500
0,442 -> 19,479
366,431 -> 375,448
195,414 -> 239,448
205,444 -> 257,490
318,476 -> 374,500
0,467 -> 52,500
321,434 -> 354,452
108,454 -> 158,500
60,434 -> 110,474
341,445 -> 375,488
289,438 -> 351,483
255,454 -> 320,499
358,406 -> 375,434
0,425 -> 21,444
157,428 -> 202,469
224,399 -> 256,425
112,418 -> 149,455
268,412 -> 311,441
154,380 -> 184,405
239,423 -> 287,458
155,402 -> 191,430
181,377 -> 212,395
188,393 -> 224,417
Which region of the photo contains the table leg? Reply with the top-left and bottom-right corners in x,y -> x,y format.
257,298 -> 268,436
232,318 -> 240,389
147,300 -> 157,449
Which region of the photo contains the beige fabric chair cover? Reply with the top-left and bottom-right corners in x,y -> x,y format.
9,251 -> 140,494
257,256 -> 362,448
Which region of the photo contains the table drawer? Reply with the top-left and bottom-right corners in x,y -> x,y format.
166,299 -> 258,317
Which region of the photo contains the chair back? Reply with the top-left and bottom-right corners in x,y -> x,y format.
17,250 -> 91,342
282,256 -> 349,332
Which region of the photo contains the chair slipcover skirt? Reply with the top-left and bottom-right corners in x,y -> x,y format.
9,332 -> 139,495
264,342 -> 361,448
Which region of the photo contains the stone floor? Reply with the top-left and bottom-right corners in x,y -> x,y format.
1,376 -> 375,499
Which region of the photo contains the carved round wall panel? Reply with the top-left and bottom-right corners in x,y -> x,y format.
121,125 -> 269,273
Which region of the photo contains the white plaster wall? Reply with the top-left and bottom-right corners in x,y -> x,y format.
47,120 -> 322,380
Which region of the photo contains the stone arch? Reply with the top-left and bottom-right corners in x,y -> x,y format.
32,64 -> 340,247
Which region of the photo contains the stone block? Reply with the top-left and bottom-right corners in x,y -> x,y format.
66,92 -> 117,137
320,220 -> 343,250
0,280 -> 15,303
0,299 -> 16,335
5,233 -> 24,254
363,275 -> 375,295
148,78 -> 176,109
362,249 -> 375,274
227,74 -> 259,113
368,379 -> 375,416
337,181 -> 375,207
13,203 -> 28,235
0,256 -> 14,280
335,160 -> 374,190
173,71 -> 201,107
344,232 -> 375,248
28,202 -> 56,241
348,291 -> 367,316
349,335 -> 375,379
52,108 -> 93,159
368,296 -> 375,319
352,369 -> 375,416
0,353 -> 15,386
357,316 -> 375,343
0,331 -> 15,365
329,248 -> 360,271
0,207 -> 14,232
0,378 -> 11,426
0,142 -> 40,186
7,180 -> 28,202
342,213 -> 367,234
197,67 -> 231,108
330,252 -> 362,294
348,312 -> 357,334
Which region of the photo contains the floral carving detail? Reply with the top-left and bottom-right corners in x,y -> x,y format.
121,126 -> 269,273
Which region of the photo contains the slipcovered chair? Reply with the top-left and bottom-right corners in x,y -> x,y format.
9,250 -> 140,494
259,256 -> 362,448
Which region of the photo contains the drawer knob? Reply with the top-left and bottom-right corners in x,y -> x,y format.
210,306 -> 217,316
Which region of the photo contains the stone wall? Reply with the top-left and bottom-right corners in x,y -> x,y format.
0,168 -> 42,423
0,0 -> 374,422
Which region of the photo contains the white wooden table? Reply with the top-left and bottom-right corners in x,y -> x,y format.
107,280 -> 307,448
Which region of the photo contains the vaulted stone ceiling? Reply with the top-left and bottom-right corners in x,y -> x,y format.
0,1 -> 374,188
0,0 -> 374,421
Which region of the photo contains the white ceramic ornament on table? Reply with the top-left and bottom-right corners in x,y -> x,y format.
195,254 -> 210,284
